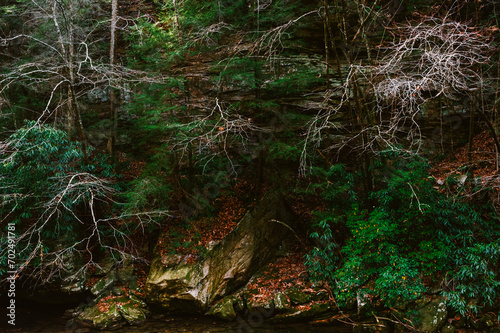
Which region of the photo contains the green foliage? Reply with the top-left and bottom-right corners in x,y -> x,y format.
213,56 -> 323,99
0,5 -> 16,14
265,63 -> 323,97
162,225 -> 205,256
178,0 -> 311,47
123,175 -> 172,213
1,121 -> 83,193
443,241 -> 500,315
126,19 -> 185,70
305,164 -> 356,283
306,154 -> 500,313
123,81 -> 184,153
180,0 -> 248,30
0,84 -> 47,134
253,0 -> 304,28
213,56 -> 263,92
0,121 -> 114,279
122,145 -> 174,214
267,142 -> 301,163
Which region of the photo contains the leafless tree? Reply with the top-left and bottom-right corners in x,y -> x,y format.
375,18 -> 491,103
0,0 -> 166,144
0,170 -> 170,286
170,98 -> 270,175
0,0 -> 172,285
373,17 -> 494,151
108,0 -> 118,159
300,17 -> 494,174
0,123 -> 171,287
252,9 -> 319,61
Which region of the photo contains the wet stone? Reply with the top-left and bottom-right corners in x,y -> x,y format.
286,287 -> 312,305
91,272 -> 117,297
206,297 -> 237,321
415,299 -> 447,333
274,292 -> 291,311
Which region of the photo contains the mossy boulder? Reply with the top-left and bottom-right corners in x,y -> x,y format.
274,292 -> 291,312
246,296 -> 274,312
76,266 -> 150,331
77,294 -> 150,329
116,265 -> 135,284
91,271 -> 118,297
78,300 -> 123,330
286,287 -> 312,305
311,289 -> 329,302
206,297 -> 238,321
145,193 -> 293,313
93,256 -> 115,276
414,298 -> 447,333
116,295 -> 150,325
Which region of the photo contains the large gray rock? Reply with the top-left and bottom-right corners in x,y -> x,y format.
274,292 -> 291,312
144,255 -> 208,312
145,193 -> 293,313
76,294 -> 150,329
206,296 -> 238,321
286,287 -> 312,305
77,300 -> 123,330
117,295 -> 150,325
415,298 -> 448,333
91,271 -> 118,297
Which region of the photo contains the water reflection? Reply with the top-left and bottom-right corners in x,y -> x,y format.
1,312 -> 352,333
0,297 -> 351,333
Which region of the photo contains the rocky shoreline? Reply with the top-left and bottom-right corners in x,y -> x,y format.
65,192 -> 498,333
65,255 -> 499,333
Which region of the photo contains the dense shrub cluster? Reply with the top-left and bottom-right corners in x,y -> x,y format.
306,154 -> 500,314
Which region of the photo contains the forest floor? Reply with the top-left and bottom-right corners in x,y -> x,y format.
430,129 -> 500,211
430,130 -> 497,181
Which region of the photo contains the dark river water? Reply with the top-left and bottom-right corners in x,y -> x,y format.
1,298 -> 353,333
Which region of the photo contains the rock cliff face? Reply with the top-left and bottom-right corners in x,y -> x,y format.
145,192 -> 293,313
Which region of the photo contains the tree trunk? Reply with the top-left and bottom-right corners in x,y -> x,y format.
322,1 -> 330,90
52,0 -> 88,160
109,0 -> 118,161
173,0 -> 182,43
467,94 -> 475,174
494,65 -> 500,170
51,0 -> 70,130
